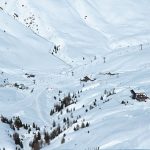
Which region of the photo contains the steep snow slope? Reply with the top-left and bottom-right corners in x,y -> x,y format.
1,0 -> 150,64
0,10 -> 68,72
0,0 -> 150,150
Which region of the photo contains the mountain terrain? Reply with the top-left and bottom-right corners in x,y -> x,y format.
0,0 -> 150,149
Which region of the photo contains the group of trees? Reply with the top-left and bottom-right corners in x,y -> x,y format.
1,116 -> 24,148
29,132 -> 42,150
13,132 -> 23,148
1,115 -> 42,149
1,115 -> 23,130
74,122 -> 90,131
0,84 -> 94,149
29,125 -> 63,150
104,88 -> 116,97
84,89 -> 116,113
0,87 -> 115,150
50,93 -> 77,116
14,117 -> 23,130
51,45 -> 60,55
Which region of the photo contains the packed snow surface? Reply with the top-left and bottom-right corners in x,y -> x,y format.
0,0 -> 150,149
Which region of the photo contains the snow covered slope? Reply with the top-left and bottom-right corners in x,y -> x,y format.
1,0 -> 150,64
0,9 -> 68,72
0,0 -> 150,150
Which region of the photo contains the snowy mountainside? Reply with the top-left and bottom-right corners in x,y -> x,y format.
0,9 -> 68,72
0,0 -> 150,150
1,0 -> 150,61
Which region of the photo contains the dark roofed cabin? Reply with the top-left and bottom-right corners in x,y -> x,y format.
130,89 -> 149,102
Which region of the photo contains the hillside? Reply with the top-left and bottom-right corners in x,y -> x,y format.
0,0 -> 150,149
